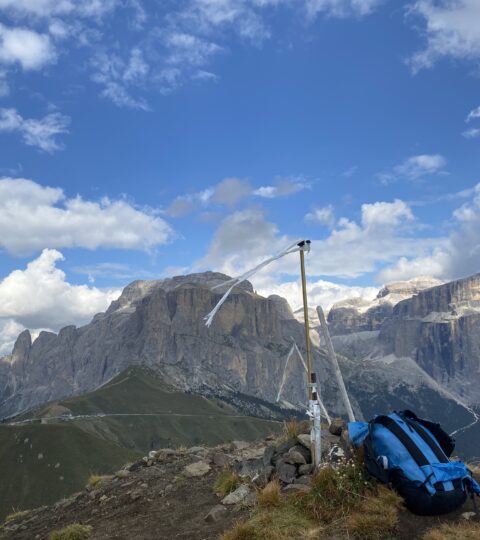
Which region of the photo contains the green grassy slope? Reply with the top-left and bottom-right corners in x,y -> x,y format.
0,423 -> 139,521
2,367 -> 280,520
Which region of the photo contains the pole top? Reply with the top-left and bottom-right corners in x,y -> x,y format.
297,240 -> 311,252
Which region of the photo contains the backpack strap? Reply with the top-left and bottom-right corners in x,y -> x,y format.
399,414 -> 449,464
373,415 -> 429,467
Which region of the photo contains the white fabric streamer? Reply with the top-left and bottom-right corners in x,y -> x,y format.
204,240 -> 308,327
276,343 -> 296,403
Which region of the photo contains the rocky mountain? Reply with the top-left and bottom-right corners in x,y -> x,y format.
1,271 -> 479,458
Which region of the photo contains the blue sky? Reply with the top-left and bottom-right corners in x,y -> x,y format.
0,0 -> 479,353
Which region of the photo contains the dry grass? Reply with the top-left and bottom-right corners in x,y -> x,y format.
422,521 -> 480,540
220,520 -> 257,540
48,523 -> 92,540
346,486 -> 403,539
4,509 -> 31,523
87,474 -> 113,488
282,418 -> 309,440
214,468 -> 242,497
257,481 -> 282,508
175,445 -> 187,455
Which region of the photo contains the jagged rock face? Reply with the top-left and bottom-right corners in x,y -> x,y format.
0,272 -> 335,419
327,277 -> 443,336
379,274 -> 480,402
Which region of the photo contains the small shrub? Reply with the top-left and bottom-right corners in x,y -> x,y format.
48,523 -> 92,540
4,509 -> 30,523
346,486 -> 403,539
214,468 -> 241,497
303,458 -> 375,523
175,446 -> 187,455
423,521 -> 480,540
257,481 -> 281,508
87,474 -> 112,488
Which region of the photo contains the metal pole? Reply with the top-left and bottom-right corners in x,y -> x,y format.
298,241 -> 313,400
317,305 -> 356,423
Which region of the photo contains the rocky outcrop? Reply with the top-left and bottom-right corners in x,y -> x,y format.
0,272 -> 337,419
327,277 -> 443,336
379,273 -> 480,402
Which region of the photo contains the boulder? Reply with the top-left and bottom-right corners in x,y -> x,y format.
221,484 -> 251,505
285,451 -> 306,465
213,452 -> 230,467
289,444 -> 311,463
184,461 -> 211,477
296,434 -> 311,449
275,438 -> 298,456
298,464 -> 314,476
276,459 -> 297,484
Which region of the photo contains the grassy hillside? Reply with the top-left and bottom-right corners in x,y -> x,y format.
2,367 -> 280,520
0,423 -> 138,521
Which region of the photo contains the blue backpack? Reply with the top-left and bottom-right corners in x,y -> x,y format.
349,410 -> 480,515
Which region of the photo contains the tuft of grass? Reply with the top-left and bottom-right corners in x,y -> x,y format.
303,457 -> 374,523
4,509 -> 30,523
87,474 -> 113,488
423,521 -> 480,540
346,486 -> 403,539
175,446 -> 187,455
214,468 -> 242,497
282,418 -> 309,440
48,523 -> 92,540
257,481 -> 282,508
220,521 -> 257,540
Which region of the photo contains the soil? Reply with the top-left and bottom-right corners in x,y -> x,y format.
0,450 -> 250,540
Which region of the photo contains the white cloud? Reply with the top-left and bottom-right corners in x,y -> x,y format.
0,23 -> 55,70
0,177 -> 174,256
254,178 -> 308,198
257,278 -> 378,312
466,105 -> 480,123
211,177 -> 252,206
0,0 -> 119,19
0,108 -> 70,152
0,249 -> 121,355
463,128 -> 480,139
378,154 -> 447,184
91,48 -> 150,110
305,0 -> 382,18
197,200 -> 434,282
378,183 -> 480,282
304,205 -> 336,227
409,0 -> 480,72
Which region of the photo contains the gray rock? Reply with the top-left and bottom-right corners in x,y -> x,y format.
285,450 -> 306,465
233,457 -> 264,478
276,459 -> 297,484
187,446 -> 205,454
252,466 -> 274,487
184,461 -> 211,477
213,452 -> 230,467
204,505 -> 228,523
294,475 -> 312,486
221,484 -> 251,505
263,445 -> 275,466
275,438 -> 298,456
329,418 -> 346,436
298,464 -> 314,476
297,434 -> 311,449
289,444 -> 311,463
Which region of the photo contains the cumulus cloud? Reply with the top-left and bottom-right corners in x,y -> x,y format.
378,183 -> 480,282
378,154 -> 447,184
197,199 -> 435,284
304,0 -> 382,18
257,278 -> 378,312
0,249 -> 121,355
0,23 -> 55,70
409,0 -> 480,72
304,205 -> 336,228
0,108 -> 70,152
0,177 -> 174,256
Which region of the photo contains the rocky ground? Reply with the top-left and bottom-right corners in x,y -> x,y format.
1,420 -> 478,540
